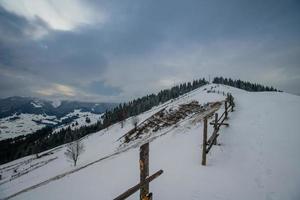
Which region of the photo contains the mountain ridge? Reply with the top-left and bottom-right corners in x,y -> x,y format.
0,96 -> 117,118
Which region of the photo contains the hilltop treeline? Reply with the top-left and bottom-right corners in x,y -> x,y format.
102,78 -> 208,127
0,78 -> 208,164
213,77 -> 280,92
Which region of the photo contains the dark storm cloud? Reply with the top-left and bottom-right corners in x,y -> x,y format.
0,5 -> 108,98
0,0 -> 299,101
0,6 -> 27,41
15,31 -> 108,84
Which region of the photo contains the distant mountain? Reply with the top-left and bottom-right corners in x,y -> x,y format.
0,96 -> 117,141
0,96 -> 116,118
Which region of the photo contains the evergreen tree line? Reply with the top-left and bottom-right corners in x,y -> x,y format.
102,78 -> 208,127
213,77 -> 280,92
0,78 -> 208,164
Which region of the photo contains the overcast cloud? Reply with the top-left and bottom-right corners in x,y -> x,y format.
0,0 -> 299,102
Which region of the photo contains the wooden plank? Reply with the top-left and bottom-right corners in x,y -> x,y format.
213,113 -> 218,145
227,105 -> 232,112
206,133 -> 219,154
139,143 -> 149,200
209,122 -> 229,126
207,129 -> 218,145
113,170 -> 163,200
152,116 -> 172,126
116,108 -> 166,141
174,111 -> 188,117
216,113 -> 227,130
202,117 -> 208,165
147,119 -> 160,126
216,112 -> 225,123
225,101 -> 228,119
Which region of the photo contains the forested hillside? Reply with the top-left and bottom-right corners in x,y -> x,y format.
0,78 -> 208,164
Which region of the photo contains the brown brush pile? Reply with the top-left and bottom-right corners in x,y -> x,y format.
119,101 -> 222,143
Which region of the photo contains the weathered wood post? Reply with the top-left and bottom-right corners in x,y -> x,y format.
140,143 -> 149,200
229,95 -> 234,112
213,113 -> 218,145
225,101 -> 228,119
202,116 -> 208,166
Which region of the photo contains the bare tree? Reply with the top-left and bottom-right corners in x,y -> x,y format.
119,111 -> 127,128
131,116 -> 139,130
64,140 -> 85,166
121,119 -> 125,128
34,140 -> 41,159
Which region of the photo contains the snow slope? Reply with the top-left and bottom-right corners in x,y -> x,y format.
0,84 -> 299,200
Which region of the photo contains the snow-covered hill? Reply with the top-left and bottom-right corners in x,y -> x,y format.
0,110 -> 103,140
0,97 -> 116,140
0,84 -> 299,200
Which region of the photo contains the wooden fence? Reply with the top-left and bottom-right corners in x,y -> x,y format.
202,94 -> 235,165
114,93 -> 234,199
114,142 -> 163,200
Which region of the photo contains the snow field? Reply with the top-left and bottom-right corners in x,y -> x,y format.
1,84 -> 299,200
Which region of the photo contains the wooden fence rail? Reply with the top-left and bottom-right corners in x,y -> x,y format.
113,170 -> 163,200
114,142 -> 163,200
202,95 -> 235,165
115,93 -> 235,199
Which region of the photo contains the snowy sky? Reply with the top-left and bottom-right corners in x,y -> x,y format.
0,0 -> 299,102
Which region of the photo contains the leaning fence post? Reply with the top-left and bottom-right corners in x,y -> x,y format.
202,117 -> 208,166
225,101 -> 228,119
213,113 -> 218,145
229,95 -> 234,112
140,143 -> 149,200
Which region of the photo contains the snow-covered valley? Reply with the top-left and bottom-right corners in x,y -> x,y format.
0,84 -> 299,200
0,97 -> 115,141
0,110 -> 103,140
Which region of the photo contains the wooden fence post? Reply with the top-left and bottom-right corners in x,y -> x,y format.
229,96 -> 234,112
213,113 -> 218,145
202,117 -> 208,166
140,143 -> 149,200
225,101 -> 228,119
